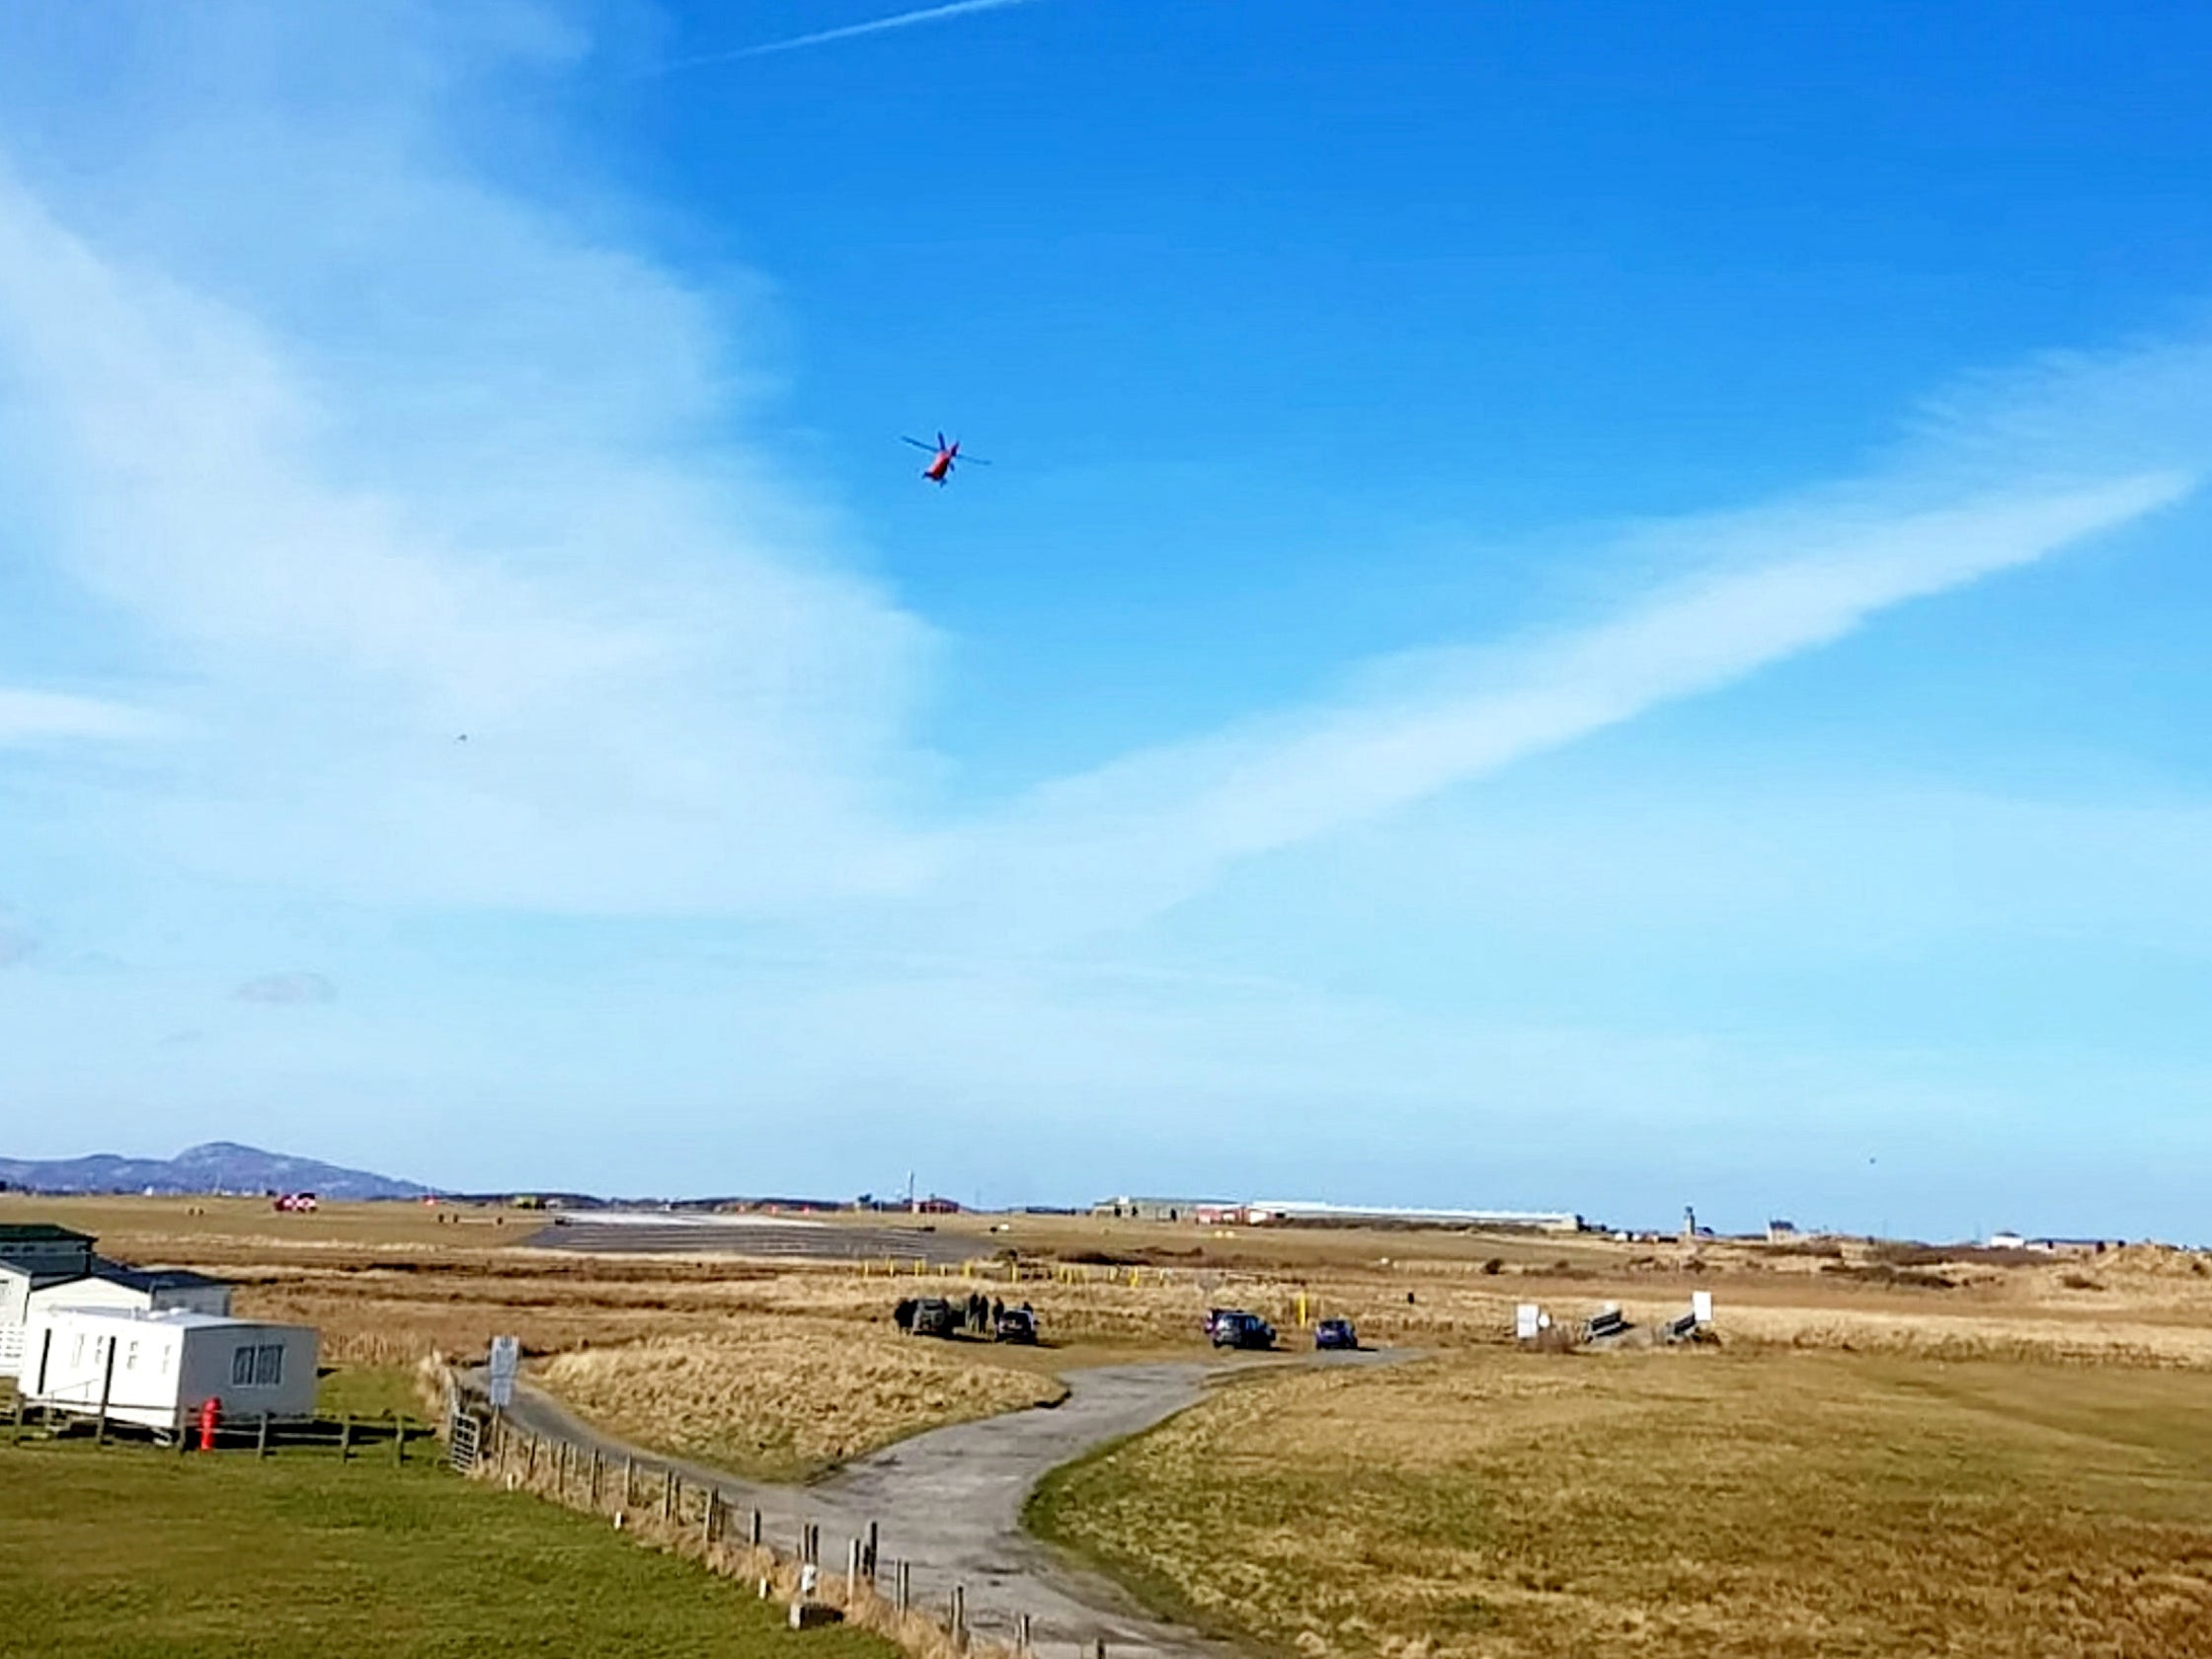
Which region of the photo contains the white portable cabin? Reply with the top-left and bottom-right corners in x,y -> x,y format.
4,1267 -> 233,1378
20,1305 -> 318,1433
25,1269 -> 233,1322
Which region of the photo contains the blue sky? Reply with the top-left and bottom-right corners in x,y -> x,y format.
3,2 -> 2211,1238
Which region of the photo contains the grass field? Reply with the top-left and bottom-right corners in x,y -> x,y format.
0,1441 -> 897,1659
1029,1347 -> 2212,1659
536,1320 -> 1066,1480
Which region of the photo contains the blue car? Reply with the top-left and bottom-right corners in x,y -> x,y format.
1314,1317 -> 1359,1351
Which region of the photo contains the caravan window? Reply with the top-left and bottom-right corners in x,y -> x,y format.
231,1344 -> 256,1387
253,1344 -> 283,1386
72,1333 -> 85,1367
125,1340 -> 139,1372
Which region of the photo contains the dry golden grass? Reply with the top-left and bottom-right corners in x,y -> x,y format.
17,1191 -> 2212,1374
1030,1347 -> 2212,1659
536,1320 -> 1066,1480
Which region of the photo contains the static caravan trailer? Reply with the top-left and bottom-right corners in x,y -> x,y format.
25,1268 -> 233,1323
20,1305 -> 318,1433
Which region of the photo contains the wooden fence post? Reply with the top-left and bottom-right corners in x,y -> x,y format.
256,1411 -> 271,1459
1017,1613 -> 1033,1654
950,1585 -> 967,1650
94,1338 -> 118,1447
863,1519 -> 879,1578
750,1507 -> 762,1548
526,1433 -> 539,1479
623,1455 -> 634,1506
340,1413 -> 353,1462
663,1468 -> 675,1522
702,1488 -> 719,1546
846,1537 -> 861,1601
895,1560 -> 910,1615
393,1413 -> 406,1465
590,1449 -> 602,1508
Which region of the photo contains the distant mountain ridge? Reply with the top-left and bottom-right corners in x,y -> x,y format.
0,1141 -> 429,1200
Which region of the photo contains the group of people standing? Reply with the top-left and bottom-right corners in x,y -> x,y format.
889,1291 -> 1030,1334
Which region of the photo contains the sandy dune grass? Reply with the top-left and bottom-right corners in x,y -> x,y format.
1029,1347 -> 2212,1659
536,1318 -> 1066,1480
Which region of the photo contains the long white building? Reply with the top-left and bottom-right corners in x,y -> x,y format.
1240,1200 -> 1586,1232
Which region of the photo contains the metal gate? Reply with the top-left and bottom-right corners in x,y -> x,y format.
447,1406 -> 483,1473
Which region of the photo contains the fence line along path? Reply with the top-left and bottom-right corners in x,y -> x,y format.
475,1361 -> 1263,1659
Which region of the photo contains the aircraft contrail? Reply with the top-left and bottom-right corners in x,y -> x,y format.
654,0 -> 1046,69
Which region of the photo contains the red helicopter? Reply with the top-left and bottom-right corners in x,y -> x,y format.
902,432 -> 988,485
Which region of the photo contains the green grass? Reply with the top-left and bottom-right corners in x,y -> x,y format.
0,1441 -> 898,1659
315,1363 -> 424,1421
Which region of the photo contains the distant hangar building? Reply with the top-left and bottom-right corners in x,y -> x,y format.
1241,1200 -> 1586,1232
1089,1197 -> 1584,1232
1090,1196 -> 1225,1224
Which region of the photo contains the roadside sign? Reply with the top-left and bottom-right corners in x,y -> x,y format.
488,1334 -> 519,1409
1515,1304 -> 1540,1341
1691,1291 -> 1713,1326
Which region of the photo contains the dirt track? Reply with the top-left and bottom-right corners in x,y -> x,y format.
493,1351 -> 1399,1658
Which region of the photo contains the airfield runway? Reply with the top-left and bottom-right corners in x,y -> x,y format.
522,1212 -> 988,1269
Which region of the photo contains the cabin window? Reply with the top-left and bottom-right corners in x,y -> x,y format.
125,1340 -> 139,1372
253,1344 -> 283,1387
231,1344 -> 256,1386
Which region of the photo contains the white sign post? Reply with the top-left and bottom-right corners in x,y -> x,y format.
1515,1303 -> 1541,1341
1691,1291 -> 1713,1327
488,1334 -> 519,1409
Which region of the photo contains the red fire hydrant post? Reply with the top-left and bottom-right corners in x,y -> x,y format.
197,1396 -> 220,1453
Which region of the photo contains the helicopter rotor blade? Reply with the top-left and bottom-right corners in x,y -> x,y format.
900,435 -> 938,451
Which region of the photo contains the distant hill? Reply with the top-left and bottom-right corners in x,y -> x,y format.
0,1141 -> 430,1201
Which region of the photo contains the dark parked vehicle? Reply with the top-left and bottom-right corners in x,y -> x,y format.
1314,1317 -> 1359,1351
908,1297 -> 959,1338
1208,1309 -> 1276,1350
993,1306 -> 1039,1344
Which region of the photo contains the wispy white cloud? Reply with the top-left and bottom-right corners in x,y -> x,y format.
930,467 -> 2191,946
653,0 -> 1047,68
0,687 -> 164,746
0,908 -> 37,967
233,971 -> 338,1006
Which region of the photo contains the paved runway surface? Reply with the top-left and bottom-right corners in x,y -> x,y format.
524,1217 -> 988,1268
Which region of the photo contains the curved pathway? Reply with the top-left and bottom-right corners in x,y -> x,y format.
491,1349 -> 1402,1659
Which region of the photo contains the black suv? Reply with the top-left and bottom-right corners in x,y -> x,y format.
1207,1309 -> 1276,1350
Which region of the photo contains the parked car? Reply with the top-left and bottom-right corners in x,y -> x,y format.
908,1297 -> 958,1338
993,1305 -> 1039,1344
1314,1317 -> 1359,1351
1209,1309 -> 1276,1350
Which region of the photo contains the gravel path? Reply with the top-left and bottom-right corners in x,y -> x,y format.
490,1349 -> 1402,1659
